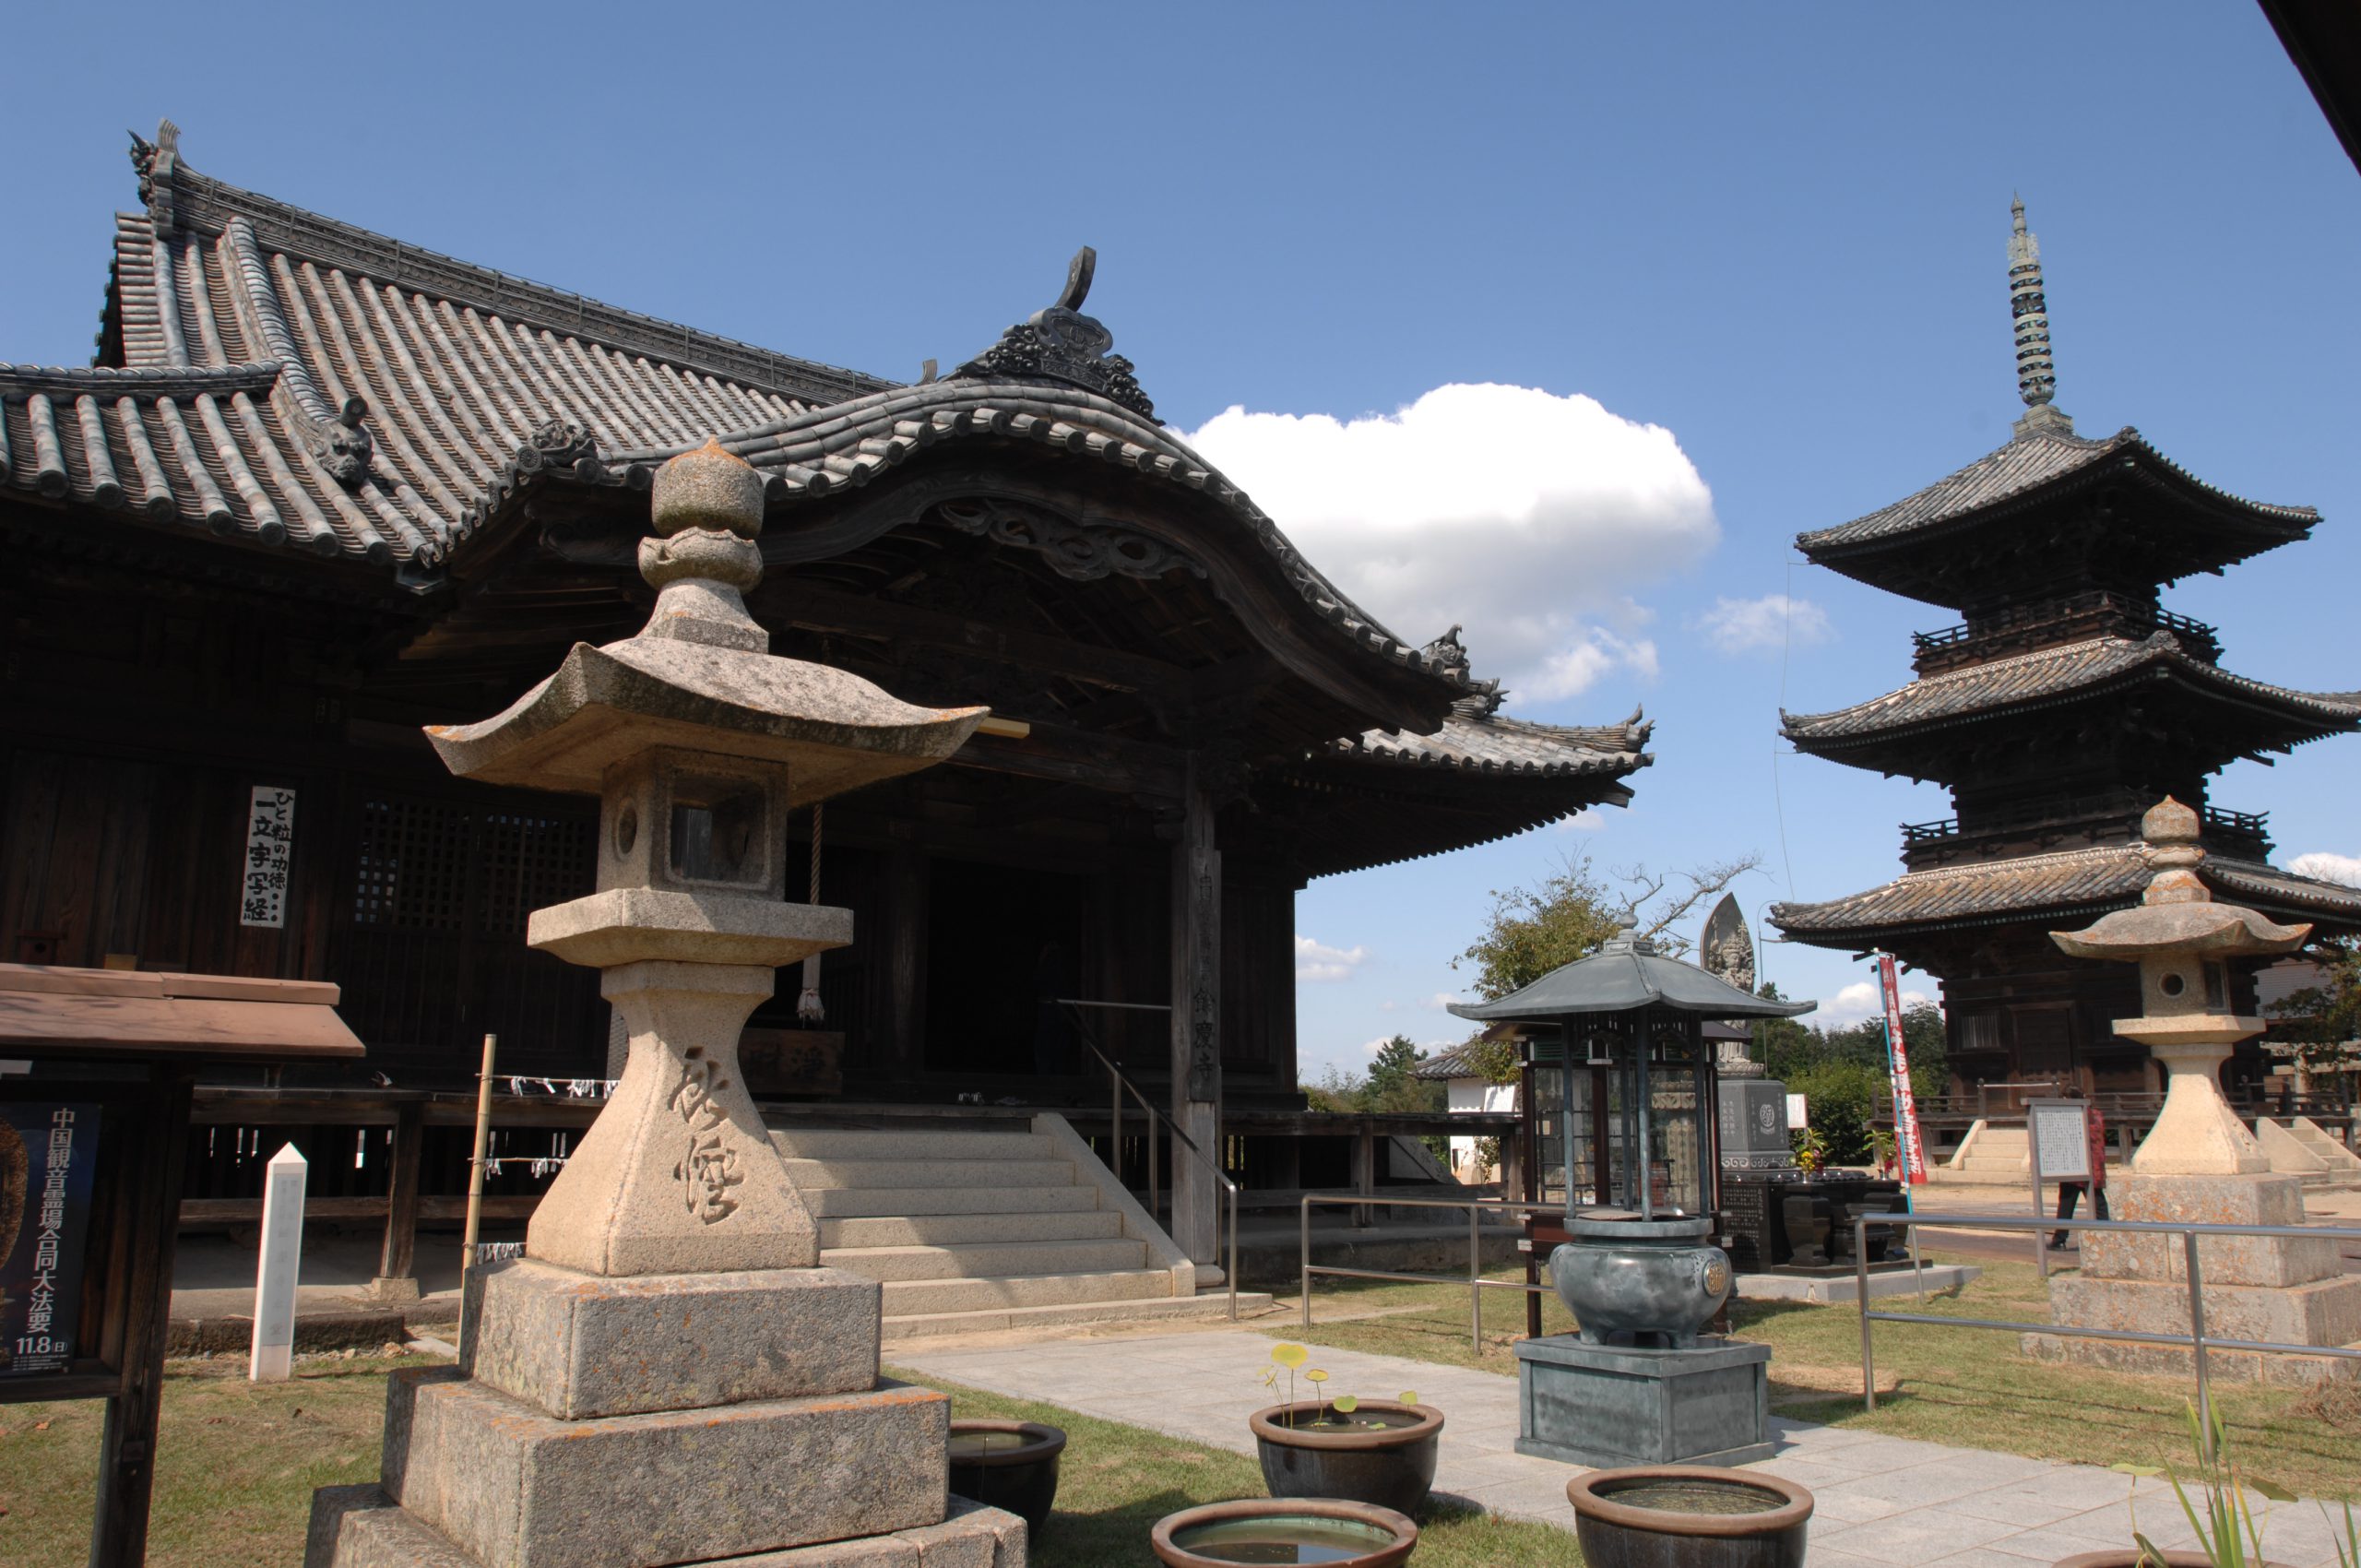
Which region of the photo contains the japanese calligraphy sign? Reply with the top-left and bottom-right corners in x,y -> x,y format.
669,1044 -> 743,1224
1,1103 -> 101,1378
241,786 -> 298,928
1877,953 -> 1928,1185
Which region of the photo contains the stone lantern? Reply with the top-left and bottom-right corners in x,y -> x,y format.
2032,798 -> 2361,1382
304,441 -> 1030,1567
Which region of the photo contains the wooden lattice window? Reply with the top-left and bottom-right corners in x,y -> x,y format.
352,799 -> 473,931
480,811 -> 597,936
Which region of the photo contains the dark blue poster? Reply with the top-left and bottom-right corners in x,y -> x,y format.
0,1103 -> 101,1378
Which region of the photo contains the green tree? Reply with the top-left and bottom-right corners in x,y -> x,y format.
2267,939 -> 2361,1082
1452,851 -> 1763,1085
1366,1035 -> 1422,1099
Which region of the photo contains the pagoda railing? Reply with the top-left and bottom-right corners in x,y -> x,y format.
1899,800 -> 2271,863
1912,591 -> 2220,673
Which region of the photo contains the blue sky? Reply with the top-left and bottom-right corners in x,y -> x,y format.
5,4 -> 2355,1077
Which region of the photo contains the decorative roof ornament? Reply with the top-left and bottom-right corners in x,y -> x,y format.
2008,196 -> 2073,437
307,396 -> 373,487
951,246 -> 1159,424
128,117 -> 181,231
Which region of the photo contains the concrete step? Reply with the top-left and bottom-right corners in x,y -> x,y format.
801,1184 -> 1103,1218
771,1129 -> 1054,1161
822,1209 -> 1127,1248
879,1268 -> 1177,1316
781,1157 -> 1075,1191
825,1238 -> 1149,1282
820,1210 -> 1127,1249
882,1289 -> 1275,1343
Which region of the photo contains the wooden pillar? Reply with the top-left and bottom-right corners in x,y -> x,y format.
91,1068 -> 195,1568
1169,768 -> 1221,1265
371,1100 -> 424,1300
884,844 -> 928,1087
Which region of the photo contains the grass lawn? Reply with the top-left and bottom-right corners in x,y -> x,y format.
2,1348 -> 1585,1567
0,1350 -> 425,1567
1291,1252 -> 2361,1502
904,1369 -> 1584,1567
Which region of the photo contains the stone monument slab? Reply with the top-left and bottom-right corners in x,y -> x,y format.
460,1257 -> 881,1420
382,1367 -> 949,1568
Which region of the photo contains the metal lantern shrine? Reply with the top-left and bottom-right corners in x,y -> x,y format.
1452,928 -> 1815,1469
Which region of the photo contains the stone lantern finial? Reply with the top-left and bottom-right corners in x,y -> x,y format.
2009,196 -> 2072,437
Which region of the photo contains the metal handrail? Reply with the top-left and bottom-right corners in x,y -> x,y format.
1056,1000 -> 1239,1322
1855,1209 -> 2361,1461
1299,1193 -> 1567,1349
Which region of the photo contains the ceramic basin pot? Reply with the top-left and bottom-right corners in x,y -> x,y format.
945,1420 -> 1065,1534
1566,1466 -> 1812,1568
1152,1498 -> 1418,1568
1248,1399 -> 1442,1516
1549,1214 -> 1733,1348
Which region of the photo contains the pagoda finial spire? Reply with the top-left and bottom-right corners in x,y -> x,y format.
2009,196 -> 2072,435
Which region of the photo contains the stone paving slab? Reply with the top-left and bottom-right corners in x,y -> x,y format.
896,1327 -> 2353,1567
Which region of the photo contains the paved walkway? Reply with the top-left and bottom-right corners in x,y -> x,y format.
897,1328 -> 2355,1567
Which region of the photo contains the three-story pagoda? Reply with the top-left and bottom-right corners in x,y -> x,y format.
1771,201 -> 2361,1096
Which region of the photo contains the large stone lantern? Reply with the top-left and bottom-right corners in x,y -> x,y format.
2032,798 -> 2361,1383
305,442 -> 1028,1567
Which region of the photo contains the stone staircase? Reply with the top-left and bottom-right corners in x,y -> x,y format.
2258,1116 -> 2361,1188
769,1112 -> 1268,1341
1930,1121 -> 2031,1186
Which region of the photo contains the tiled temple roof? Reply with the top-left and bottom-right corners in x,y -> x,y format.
1772,845 -> 2361,944
5,128 -> 1641,792
1331,707 -> 1654,780
1799,423 -> 2317,556
1782,635 -> 2361,747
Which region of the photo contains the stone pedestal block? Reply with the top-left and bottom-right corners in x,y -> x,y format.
2079,1174 -> 2343,1287
382,1367 -> 948,1568
2045,1271 -> 2361,1349
461,1257 -> 880,1419
1513,1334 -> 1771,1467
310,1485 -> 1025,1568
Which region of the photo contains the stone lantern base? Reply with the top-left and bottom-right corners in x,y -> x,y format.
303,1257 -> 1026,1567
2023,1172 -> 2361,1387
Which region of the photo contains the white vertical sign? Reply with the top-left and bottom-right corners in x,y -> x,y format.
241,786 -> 298,928
250,1143 -> 306,1382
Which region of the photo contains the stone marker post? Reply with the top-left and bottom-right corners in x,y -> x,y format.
303,441 -> 1026,1567
250,1142 -> 306,1383
2028,798 -> 2361,1383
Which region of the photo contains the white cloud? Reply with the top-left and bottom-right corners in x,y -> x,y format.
1382,992 -> 1461,1013
1296,935 -> 1370,983
1184,384 -> 1716,700
1553,808 -> 1607,832
1813,980 -> 1939,1030
1694,594 -> 1833,656
2291,851 -> 2361,887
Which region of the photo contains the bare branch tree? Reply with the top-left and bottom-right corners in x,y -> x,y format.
1607,853 -> 1765,956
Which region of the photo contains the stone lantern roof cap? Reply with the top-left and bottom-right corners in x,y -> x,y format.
2051,796 -> 2312,960
425,439 -> 986,799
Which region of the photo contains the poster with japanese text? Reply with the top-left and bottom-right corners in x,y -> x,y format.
241,785 -> 297,928
0,1103 -> 101,1377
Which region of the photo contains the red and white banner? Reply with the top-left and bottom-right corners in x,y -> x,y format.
1878,953 -> 1928,1185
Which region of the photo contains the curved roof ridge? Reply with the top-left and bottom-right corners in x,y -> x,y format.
602,374 -> 1455,685
1800,422 -> 2316,557
1783,634 -> 2361,742
0,360 -> 279,392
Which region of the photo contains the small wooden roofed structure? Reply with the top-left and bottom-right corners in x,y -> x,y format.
0,127 -> 1653,1265
1450,931 -> 1812,1220
0,962 -> 362,1567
